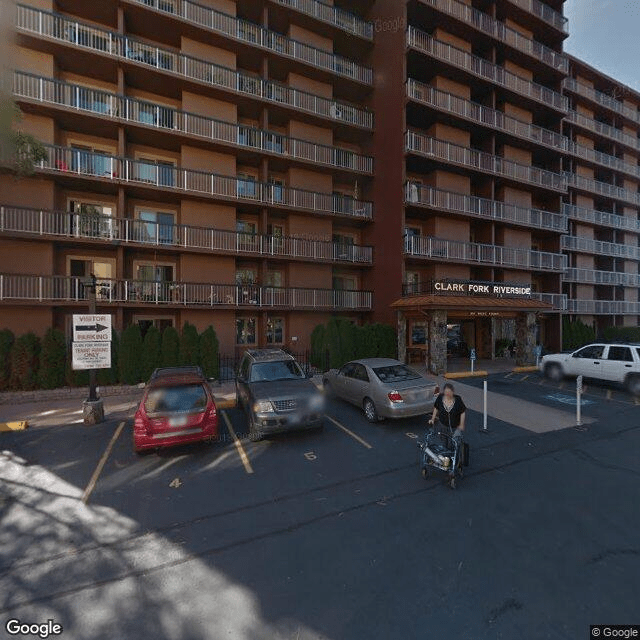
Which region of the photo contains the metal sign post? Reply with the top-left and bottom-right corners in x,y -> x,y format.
576,375 -> 583,426
535,344 -> 542,368
470,348 -> 477,374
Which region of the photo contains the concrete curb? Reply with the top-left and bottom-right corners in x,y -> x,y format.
444,371 -> 489,379
512,366 -> 539,373
0,421 -> 28,432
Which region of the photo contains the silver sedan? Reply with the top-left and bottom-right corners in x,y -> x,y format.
323,358 -> 439,422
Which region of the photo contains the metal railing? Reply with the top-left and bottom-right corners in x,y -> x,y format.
504,0 -> 568,34
566,299 -> 640,315
568,140 -> 640,180
271,0 -> 373,40
13,72 -> 373,174
564,268 -> 640,287
404,235 -> 567,271
406,132 -> 567,192
37,144 -> 374,219
0,273 -> 373,310
406,79 -> 568,151
561,235 -> 640,260
418,0 -> 568,72
406,27 -> 568,111
564,78 -> 640,126
404,183 -> 567,232
564,172 -> 640,207
563,204 -> 640,233
123,0 -> 373,84
15,4 -> 373,129
531,292 -> 567,311
0,205 -> 374,264
565,110 -> 640,151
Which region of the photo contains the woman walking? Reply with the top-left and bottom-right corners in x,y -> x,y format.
428,382 -> 466,442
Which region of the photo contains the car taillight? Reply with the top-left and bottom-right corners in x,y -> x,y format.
388,391 -> 403,403
134,410 -> 147,431
206,403 -> 217,418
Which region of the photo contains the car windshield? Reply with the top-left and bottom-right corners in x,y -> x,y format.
144,384 -> 208,415
249,360 -> 305,382
372,365 -> 422,383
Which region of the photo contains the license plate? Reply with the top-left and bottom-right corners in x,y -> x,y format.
169,416 -> 188,428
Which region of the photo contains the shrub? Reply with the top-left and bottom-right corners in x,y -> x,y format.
179,322 -> 200,366
141,325 -> 162,381
160,326 -> 180,368
97,329 -> 119,386
9,332 -> 41,390
38,328 -> 67,389
199,326 -> 220,379
310,324 -> 327,369
0,329 -> 14,391
118,325 -> 143,385
602,325 -> 640,343
374,323 -> 397,359
562,318 -> 596,351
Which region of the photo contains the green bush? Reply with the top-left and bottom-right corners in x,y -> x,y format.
562,318 -> 596,351
9,332 -> 41,390
199,326 -> 220,379
97,329 -> 119,386
38,328 -> 67,389
310,324 -> 326,369
179,322 -> 200,366
0,329 -> 14,391
375,323 -> 397,359
160,326 -> 180,368
141,326 -> 162,381
603,325 -> 640,343
118,325 -> 143,385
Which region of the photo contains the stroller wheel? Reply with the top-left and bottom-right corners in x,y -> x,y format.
421,466 -> 429,479
449,477 -> 457,490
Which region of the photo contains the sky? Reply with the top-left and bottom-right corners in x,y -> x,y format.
564,0 -> 640,93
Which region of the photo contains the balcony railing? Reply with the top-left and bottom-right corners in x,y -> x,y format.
406,27 -> 568,111
406,79 -> 568,151
0,274 -> 373,310
0,205 -> 374,264
404,235 -> 567,271
564,78 -> 640,126
38,145 -> 374,220
13,72 -> 373,174
563,204 -> 640,233
16,4 -> 373,129
565,110 -> 640,151
566,299 -> 640,315
123,0 -> 373,84
406,132 -> 567,192
504,0 -> 568,34
418,0 -> 568,72
568,140 -> 640,181
404,183 -> 568,232
564,172 -> 640,207
564,268 -> 640,287
271,0 -> 373,40
531,292 -> 567,311
561,235 -> 640,260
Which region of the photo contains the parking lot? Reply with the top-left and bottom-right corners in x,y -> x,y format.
1,373 -> 639,640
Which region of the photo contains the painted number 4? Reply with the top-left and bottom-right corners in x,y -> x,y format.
169,477 -> 182,489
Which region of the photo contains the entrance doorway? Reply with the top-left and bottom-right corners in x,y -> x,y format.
447,318 -> 493,360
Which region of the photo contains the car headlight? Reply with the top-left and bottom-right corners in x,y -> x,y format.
254,400 -> 274,413
309,394 -> 325,411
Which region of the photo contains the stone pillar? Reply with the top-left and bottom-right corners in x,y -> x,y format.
428,310 -> 447,375
515,312 -> 537,366
397,311 -> 407,364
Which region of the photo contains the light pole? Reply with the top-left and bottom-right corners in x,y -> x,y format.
81,273 -> 104,424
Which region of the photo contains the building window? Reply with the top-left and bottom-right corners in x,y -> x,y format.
236,317 -> 257,345
411,322 -> 427,345
405,272 -> 420,294
236,269 -> 257,285
268,177 -> 285,203
137,158 -> 175,186
237,173 -> 258,198
136,210 -> 175,244
137,102 -> 174,129
68,257 -> 115,300
69,200 -> 114,238
265,271 -> 283,287
266,317 -> 284,344
136,263 -> 174,282
135,317 -> 175,337
333,275 -> 357,291
70,145 -> 113,177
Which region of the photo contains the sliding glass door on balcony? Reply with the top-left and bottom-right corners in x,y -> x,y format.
135,159 -> 175,186
137,211 -> 175,244
70,146 -> 114,177
70,201 -> 114,239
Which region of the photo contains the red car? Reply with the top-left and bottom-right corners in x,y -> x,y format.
133,373 -> 219,453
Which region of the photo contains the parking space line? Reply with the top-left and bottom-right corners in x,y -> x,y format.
325,415 -> 372,449
606,389 -> 612,401
81,420 -> 126,504
221,410 -> 254,474
520,375 -> 529,381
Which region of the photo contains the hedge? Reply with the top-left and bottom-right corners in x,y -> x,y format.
141,325 -> 162,381
39,328 -> 67,390
119,325 -> 144,385
10,332 -> 41,390
562,318 -> 596,351
602,326 -> 640,343
199,326 -> 220,379
179,322 -> 200,367
160,326 -> 180,368
0,329 -> 14,391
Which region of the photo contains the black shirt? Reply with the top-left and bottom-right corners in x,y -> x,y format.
434,394 -> 466,430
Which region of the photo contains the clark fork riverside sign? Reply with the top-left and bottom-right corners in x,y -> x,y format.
433,281 -> 532,297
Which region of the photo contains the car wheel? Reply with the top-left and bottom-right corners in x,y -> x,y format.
363,397 -> 379,423
626,375 -> 640,397
544,363 -> 564,382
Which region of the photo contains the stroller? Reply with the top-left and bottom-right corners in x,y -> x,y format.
417,423 -> 469,489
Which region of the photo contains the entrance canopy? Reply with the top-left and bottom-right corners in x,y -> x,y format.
391,295 -> 553,316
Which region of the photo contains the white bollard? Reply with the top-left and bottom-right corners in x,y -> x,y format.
576,375 -> 583,426
480,379 -> 489,432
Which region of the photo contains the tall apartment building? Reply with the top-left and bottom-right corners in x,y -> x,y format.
1,0 -> 375,353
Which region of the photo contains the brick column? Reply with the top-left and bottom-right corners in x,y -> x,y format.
515,312 -> 537,366
397,311 -> 406,364
428,310 -> 447,375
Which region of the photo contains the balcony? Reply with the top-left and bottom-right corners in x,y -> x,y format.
564,172 -> 640,208
561,235 -> 640,260
563,204 -> 640,233
406,132 -> 567,192
568,140 -> 640,181
15,4 -> 373,129
13,72 -> 373,174
531,292 -> 567,311
564,268 -> 640,287
503,0 -> 568,35
0,205 -> 374,265
564,78 -> 640,127
404,235 -> 567,272
406,79 -> 568,152
123,0 -> 373,84
566,299 -> 640,315
38,144 -> 374,220
406,27 -> 568,112
404,183 -> 568,232
418,0 -> 568,72
565,110 -> 640,151
270,0 -> 373,40
0,274 -> 373,311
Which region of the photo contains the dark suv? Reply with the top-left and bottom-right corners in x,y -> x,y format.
236,349 -> 324,441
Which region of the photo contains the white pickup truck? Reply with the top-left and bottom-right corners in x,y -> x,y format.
539,343 -> 640,395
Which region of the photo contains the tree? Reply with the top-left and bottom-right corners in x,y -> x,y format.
9,332 -> 41,390
160,326 -> 180,368
0,329 -> 14,390
97,329 -> 120,386
199,326 -> 219,379
179,322 -> 200,366
118,325 -> 143,385
38,328 -> 67,389
141,325 -> 162,381
310,324 -> 327,369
